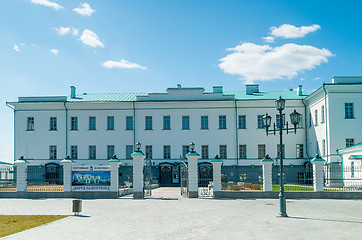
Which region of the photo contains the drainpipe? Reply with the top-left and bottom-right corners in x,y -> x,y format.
301,99 -> 310,161
63,101 -> 68,156
234,100 -> 239,166
6,102 -> 16,162
132,101 -> 136,150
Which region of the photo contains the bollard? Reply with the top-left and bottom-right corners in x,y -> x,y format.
72,199 -> 82,216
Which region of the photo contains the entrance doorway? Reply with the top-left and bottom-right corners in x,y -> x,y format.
160,166 -> 172,185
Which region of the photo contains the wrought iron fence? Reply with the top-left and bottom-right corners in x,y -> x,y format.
119,165 -> 133,197
324,164 -> 362,191
221,166 -> 263,191
26,165 -> 63,192
272,165 -> 313,192
0,165 -> 16,191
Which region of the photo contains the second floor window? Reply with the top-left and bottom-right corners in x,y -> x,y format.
239,145 -> 247,159
71,145 -> 78,160
219,115 -> 227,129
107,145 -> 115,159
257,115 -> 265,129
201,116 -> 208,129
258,144 -> 265,159
314,110 -> 318,126
219,145 -> 227,159
71,117 -> 78,130
50,117 -> 57,131
163,116 -> 171,130
89,117 -> 96,130
89,145 -> 96,159
276,114 -> 285,128
49,145 -> 57,159
346,138 -> 354,147
27,117 -> 34,131
182,116 -> 190,130
321,105 -> 325,123
345,103 -> 354,119
164,145 -> 171,159
296,144 -> 304,158
201,145 -> 209,159
238,115 -> 246,129
322,139 -> 326,156
277,144 -> 285,159
107,116 -> 114,130
145,116 -> 152,130
126,145 -> 133,159
126,116 -> 133,130
146,145 -> 152,159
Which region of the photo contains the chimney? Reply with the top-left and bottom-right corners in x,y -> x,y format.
297,85 -> 303,96
177,84 -> 182,88
70,86 -> 76,98
246,84 -> 259,95
213,86 -> 223,93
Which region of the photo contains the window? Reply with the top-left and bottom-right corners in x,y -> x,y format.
321,105 -> 325,123
219,115 -> 227,129
239,145 -> 247,159
346,138 -> 355,147
309,113 -> 312,128
163,116 -> 171,130
50,117 -> 57,131
201,116 -> 208,129
126,116 -> 134,130
49,145 -> 57,159
89,117 -> 96,130
146,145 -> 152,159
182,116 -> 190,130
164,145 -> 171,159
219,145 -> 227,159
107,145 -> 115,159
201,145 -> 209,159
71,117 -> 78,130
351,162 -> 355,178
258,144 -> 265,159
277,144 -> 285,159
71,146 -> 78,160
257,115 -> 265,129
126,145 -> 133,159
314,110 -> 318,126
316,141 -> 319,155
345,103 -> 354,119
107,116 -> 114,130
238,115 -> 246,129
182,145 -> 189,159
145,116 -> 152,130
27,117 -> 34,131
276,114 -> 285,128
322,139 -> 326,156
297,114 -> 303,128
89,145 -> 96,159
296,144 -> 304,159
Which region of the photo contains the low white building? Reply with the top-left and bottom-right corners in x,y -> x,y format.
6,77 -> 362,185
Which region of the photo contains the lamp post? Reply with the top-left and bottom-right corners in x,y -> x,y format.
263,96 -> 301,217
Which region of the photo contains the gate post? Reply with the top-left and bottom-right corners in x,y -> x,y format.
15,156 -> 29,192
186,143 -> 199,198
311,154 -> 325,192
211,155 -> 223,198
60,155 -> 75,192
132,143 -> 145,199
108,155 -> 121,193
261,154 -> 273,192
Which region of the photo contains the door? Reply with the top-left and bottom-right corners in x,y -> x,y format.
160,166 -> 172,185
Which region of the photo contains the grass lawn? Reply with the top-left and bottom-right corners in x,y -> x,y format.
272,185 -> 314,191
0,215 -> 68,238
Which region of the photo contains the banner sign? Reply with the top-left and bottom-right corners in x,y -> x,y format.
72,165 -> 111,191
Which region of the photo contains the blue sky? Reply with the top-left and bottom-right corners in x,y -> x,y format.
1,0 -> 361,162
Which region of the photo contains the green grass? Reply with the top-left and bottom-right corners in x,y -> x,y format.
0,215 -> 69,238
272,185 -> 314,191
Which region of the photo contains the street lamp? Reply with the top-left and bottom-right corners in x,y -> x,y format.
135,142 -> 142,152
189,142 -> 196,153
263,96 -> 301,217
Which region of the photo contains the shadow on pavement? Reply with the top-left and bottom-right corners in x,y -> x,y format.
289,216 -> 362,224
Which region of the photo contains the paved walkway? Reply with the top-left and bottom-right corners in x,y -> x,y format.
1,188 -> 362,240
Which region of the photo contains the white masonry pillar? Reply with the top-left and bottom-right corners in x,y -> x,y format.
211,155 -> 223,198
311,154 -> 326,192
261,154 -> 273,192
186,151 -> 199,198
60,155 -> 75,192
108,155 -> 121,192
132,150 -> 145,199
15,156 -> 29,192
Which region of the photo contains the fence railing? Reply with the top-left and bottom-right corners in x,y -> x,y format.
0,165 -> 16,192
221,166 -> 263,191
26,165 -> 63,192
324,165 -> 362,191
273,165 -> 313,192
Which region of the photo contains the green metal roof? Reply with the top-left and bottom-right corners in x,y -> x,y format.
227,91 -> 310,101
350,155 -> 362,159
0,161 -> 14,165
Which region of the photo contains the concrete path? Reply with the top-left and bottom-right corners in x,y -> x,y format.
1,190 -> 362,239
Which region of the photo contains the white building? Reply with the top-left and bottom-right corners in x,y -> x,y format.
6,77 -> 362,185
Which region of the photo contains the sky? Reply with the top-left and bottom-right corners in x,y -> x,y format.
0,0 -> 362,162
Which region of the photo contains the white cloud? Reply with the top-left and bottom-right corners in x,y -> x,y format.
103,59 -> 147,70
54,27 -> 79,36
262,36 -> 275,43
270,24 -> 321,39
50,49 -> 58,55
30,0 -> 63,10
13,44 -> 20,52
314,77 -> 321,81
73,2 -> 95,16
218,42 -> 332,83
79,29 -> 104,48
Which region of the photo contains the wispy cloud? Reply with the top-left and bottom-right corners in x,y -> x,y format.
270,24 -> 321,39
79,29 -> 104,48
54,27 -> 79,36
30,0 -> 63,10
13,44 -> 20,52
103,59 -> 147,70
73,2 -> 95,16
50,49 -> 58,55
262,36 -> 275,43
314,77 -> 321,81
219,42 -> 332,83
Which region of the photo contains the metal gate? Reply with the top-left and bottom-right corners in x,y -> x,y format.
199,164 -> 213,197
180,161 -> 189,197
144,158 -> 152,197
